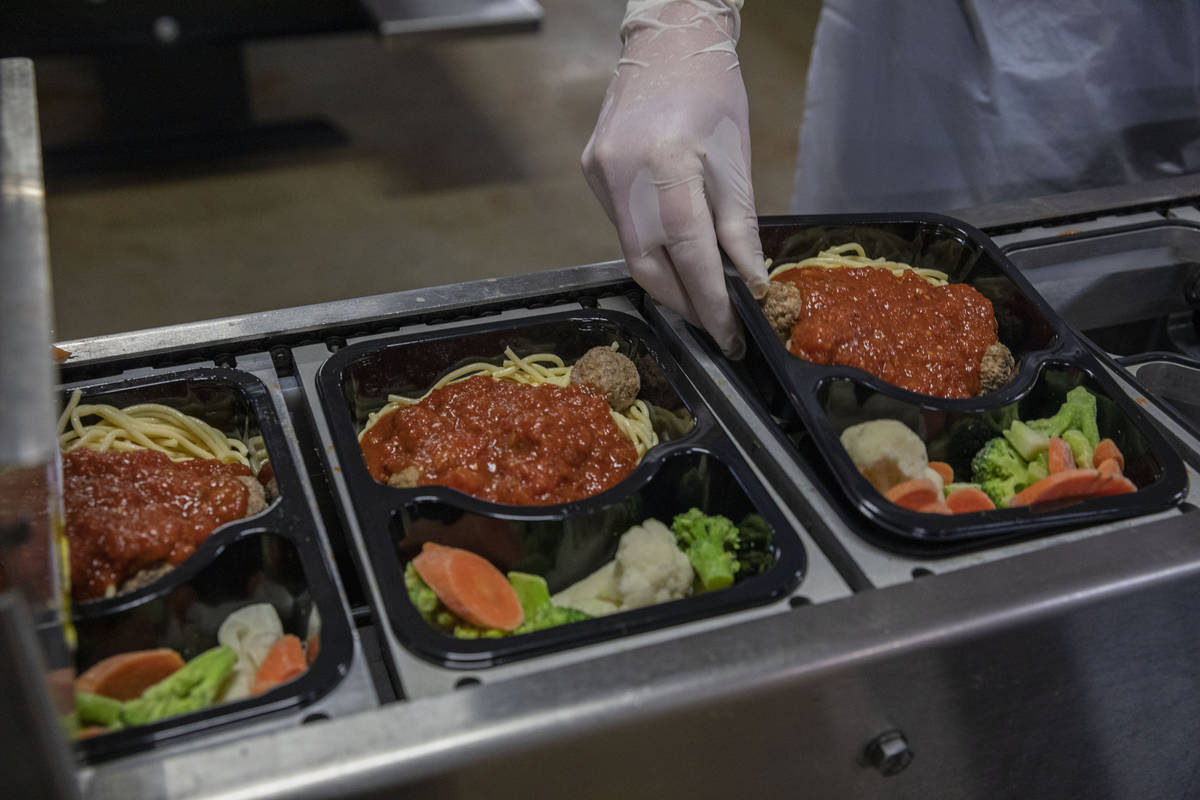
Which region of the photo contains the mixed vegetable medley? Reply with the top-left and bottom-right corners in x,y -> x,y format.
405,509 -> 774,639
66,603 -> 318,739
841,386 -> 1137,515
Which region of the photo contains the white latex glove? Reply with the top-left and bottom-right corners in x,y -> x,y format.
583,0 -> 767,357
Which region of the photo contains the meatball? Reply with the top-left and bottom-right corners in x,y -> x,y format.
979,342 -> 1016,394
118,562 -> 174,596
237,474 -> 268,516
388,466 -> 421,488
761,281 -> 803,342
570,347 -> 640,412
636,353 -> 679,410
114,472 -> 268,598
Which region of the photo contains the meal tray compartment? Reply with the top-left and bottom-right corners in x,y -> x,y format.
1000,219 -> 1200,347
59,369 -> 356,762
725,215 -> 1188,548
740,213 -> 1065,404
315,309 -> 806,668
1117,352 -> 1200,445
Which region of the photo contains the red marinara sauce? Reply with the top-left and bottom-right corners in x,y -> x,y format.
359,375 -> 639,505
64,448 -> 251,602
773,266 -> 999,398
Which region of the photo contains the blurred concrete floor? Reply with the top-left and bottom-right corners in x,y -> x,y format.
34,0 -> 819,341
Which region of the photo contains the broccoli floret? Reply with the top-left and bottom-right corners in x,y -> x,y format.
1025,387 -> 1100,447
936,416 -> 999,469
121,647 -> 236,727
988,403 -> 1023,434
1026,451 -> 1050,483
508,571 -> 591,633
736,513 -> 775,578
1061,429 -> 1094,469
971,437 -> 1032,508
517,606 -> 591,633
450,623 -> 505,639
1003,420 -> 1050,461
404,562 -> 441,621
671,508 -> 740,593
1067,387 -> 1100,448
77,691 -> 123,728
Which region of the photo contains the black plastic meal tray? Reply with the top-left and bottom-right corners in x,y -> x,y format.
57,369 -> 355,763
315,309 -> 807,669
725,214 -> 1188,547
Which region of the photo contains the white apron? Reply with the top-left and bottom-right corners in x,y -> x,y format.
791,0 -> 1200,213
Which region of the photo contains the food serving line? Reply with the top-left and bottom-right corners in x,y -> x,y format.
9,56 -> 1200,796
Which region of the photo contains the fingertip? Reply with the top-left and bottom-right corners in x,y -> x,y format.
709,314 -> 747,360
719,229 -> 768,295
721,332 -> 747,361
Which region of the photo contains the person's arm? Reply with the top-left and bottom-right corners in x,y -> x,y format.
582,0 -> 766,357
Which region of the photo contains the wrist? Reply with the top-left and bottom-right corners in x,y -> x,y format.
620,0 -> 742,52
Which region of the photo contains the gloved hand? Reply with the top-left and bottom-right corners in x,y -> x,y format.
583,0 -> 767,357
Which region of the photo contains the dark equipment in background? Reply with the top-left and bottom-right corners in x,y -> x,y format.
0,1 -> 543,176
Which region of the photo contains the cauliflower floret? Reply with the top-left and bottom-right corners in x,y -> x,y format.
551,519 -> 694,615
551,561 -> 621,617
922,465 -> 945,495
217,603 -> 285,702
839,418 -> 929,494
613,520 -> 693,609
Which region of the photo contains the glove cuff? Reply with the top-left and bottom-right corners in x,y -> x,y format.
620,0 -> 743,48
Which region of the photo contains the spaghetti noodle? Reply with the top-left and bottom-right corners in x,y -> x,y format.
57,389 -> 267,472
767,242 -> 950,287
58,391 -> 272,601
361,345 -> 659,458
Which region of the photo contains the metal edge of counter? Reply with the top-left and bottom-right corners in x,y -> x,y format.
953,172 -> 1200,232
53,261 -> 631,366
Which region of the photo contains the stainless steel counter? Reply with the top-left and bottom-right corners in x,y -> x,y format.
44,162 -> 1200,797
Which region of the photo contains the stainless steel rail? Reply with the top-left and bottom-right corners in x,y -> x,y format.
55,262 -> 630,365
0,57 -> 55,470
953,172 -> 1200,231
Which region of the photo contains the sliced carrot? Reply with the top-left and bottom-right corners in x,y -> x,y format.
1094,439 -> 1125,473
1047,437 -> 1075,474
1097,458 -> 1122,476
884,478 -> 943,512
76,649 -> 185,701
945,487 -> 996,513
1009,469 -> 1136,508
928,461 -> 954,485
915,499 -> 953,515
412,541 -> 463,610
251,635 -> 307,696
412,541 -> 524,631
